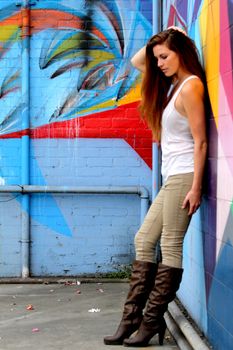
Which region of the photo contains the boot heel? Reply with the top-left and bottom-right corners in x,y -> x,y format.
123,319 -> 166,347
158,323 -> 166,345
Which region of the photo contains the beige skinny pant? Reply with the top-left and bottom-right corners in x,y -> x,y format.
135,172 -> 194,268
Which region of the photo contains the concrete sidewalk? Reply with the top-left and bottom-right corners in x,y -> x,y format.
0,282 -> 179,350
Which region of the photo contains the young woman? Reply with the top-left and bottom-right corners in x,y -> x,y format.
104,27 -> 208,347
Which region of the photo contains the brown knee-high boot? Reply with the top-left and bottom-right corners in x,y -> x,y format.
103,260 -> 158,345
123,263 -> 183,347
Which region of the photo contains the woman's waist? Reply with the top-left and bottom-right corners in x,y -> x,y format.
162,146 -> 194,160
161,160 -> 194,181
161,153 -> 194,173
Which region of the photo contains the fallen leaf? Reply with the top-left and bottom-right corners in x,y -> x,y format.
88,308 -> 101,313
32,328 -> 39,333
26,304 -> 34,311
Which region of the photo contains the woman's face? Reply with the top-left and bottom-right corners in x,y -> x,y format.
152,43 -> 181,77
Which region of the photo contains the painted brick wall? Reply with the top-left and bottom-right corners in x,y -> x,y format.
2,2 -> 232,349
0,1 -> 153,277
163,1 -> 233,349
29,138 -> 152,276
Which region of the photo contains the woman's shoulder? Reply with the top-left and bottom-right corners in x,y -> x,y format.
181,76 -> 204,97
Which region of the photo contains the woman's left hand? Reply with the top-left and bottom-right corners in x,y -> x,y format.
182,189 -> 201,216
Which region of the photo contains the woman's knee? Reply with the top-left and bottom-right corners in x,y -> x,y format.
134,231 -> 156,254
134,231 -> 144,251
160,240 -> 183,268
134,232 -> 155,262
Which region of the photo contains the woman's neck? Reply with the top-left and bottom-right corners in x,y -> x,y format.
173,70 -> 192,85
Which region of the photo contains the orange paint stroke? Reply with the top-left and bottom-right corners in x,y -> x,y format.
0,9 -> 109,46
0,13 -> 21,26
30,10 -> 109,46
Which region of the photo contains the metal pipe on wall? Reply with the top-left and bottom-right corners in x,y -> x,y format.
1,186 -> 150,221
0,185 -> 150,277
21,0 -> 30,278
0,185 -> 145,194
152,0 -> 162,199
152,0 -> 162,263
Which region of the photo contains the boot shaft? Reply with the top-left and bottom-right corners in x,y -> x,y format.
122,260 -> 158,323
103,260 -> 157,346
121,264 -> 183,347
144,263 -> 183,323
125,260 -> 158,303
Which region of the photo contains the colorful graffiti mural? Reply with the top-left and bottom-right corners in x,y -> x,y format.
163,0 -> 233,349
1,1 -> 232,348
0,0 -> 153,276
0,0 -> 153,166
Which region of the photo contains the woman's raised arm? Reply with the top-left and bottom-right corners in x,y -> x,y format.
131,46 -> 146,72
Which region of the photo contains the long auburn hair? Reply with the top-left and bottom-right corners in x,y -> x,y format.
140,28 -> 207,141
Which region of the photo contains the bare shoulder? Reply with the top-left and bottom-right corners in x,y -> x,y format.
181,77 -> 204,98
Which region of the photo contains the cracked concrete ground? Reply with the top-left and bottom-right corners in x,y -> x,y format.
0,282 -> 179,350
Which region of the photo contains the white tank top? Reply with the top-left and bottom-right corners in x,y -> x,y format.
161,75 -> 199,181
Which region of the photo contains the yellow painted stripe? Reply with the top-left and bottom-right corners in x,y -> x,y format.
76,99 -> 116,116
200,0 -> 220,125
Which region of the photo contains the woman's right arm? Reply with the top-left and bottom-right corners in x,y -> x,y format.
131,46 -> 146,72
